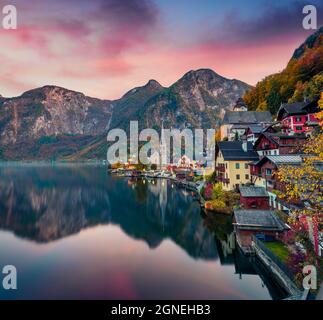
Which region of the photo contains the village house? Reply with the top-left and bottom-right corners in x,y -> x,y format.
245,124 -> 276,145
232,97 -> 248,112
215,140 -> 259,191
233,209 -> 288,253
220,110 -> 272,141
239,185 -> 270,210
253,132 -> 307,157
277,100 -> 319,135
250,155 -> 303,211
177,154 -> 194,168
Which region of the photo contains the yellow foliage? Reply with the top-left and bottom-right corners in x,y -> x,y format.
276,130 -> 323,220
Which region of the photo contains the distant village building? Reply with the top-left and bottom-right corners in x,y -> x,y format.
250,155 -> 303,211
253,132 -> 307,157
215,140 -> 259,191
232,97 -> 248,112
239,185 -> 270,210
177,154 -> 193,168
277,100 -> 319,135
220,110 -> 272,141
233,209 -> 288,253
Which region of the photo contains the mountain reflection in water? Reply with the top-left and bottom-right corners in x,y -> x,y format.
0,164 -> 287,300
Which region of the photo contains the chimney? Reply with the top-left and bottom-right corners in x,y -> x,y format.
242,137 -> 247,153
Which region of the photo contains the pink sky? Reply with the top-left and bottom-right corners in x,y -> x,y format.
0,0 -> 321,99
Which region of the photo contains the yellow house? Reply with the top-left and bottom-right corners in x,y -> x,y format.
215,141 -> 259,191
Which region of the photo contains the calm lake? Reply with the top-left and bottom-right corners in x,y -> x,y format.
0,164 -> 287,300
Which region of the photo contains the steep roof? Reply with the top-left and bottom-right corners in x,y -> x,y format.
217,141 -> 259,161
239,186 -> 269,197
231,124 -> 250,129
223,111 -> 272,124
253,132 -> 307,149
233,209 -> 287,231
253,155 -> 303,167
277,100 -> 319,120
233,97 -> 248,110
246,124 -> 265,134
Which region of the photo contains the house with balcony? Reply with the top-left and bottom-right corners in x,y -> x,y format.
277,100 -> 319,135
253,132 -> 307,157
215,140 -> 259,191
250,155 -> 303,211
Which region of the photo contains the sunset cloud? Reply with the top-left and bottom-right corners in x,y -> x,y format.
0,0 -> 321,99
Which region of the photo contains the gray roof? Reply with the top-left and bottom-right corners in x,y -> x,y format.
231,124 -> 250,130
266,155 -> 303,165
277,100 -> 319,120
218,141 -> 259,161
247,124 -> 265,134
233,209 -> 286,231
223,111 -> 272,125
239,186 -> 269,197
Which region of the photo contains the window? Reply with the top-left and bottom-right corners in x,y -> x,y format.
295,117 -> 302,122
235,163 -> 240,169
266,168 -> 272,176
295,126 -> 303,131
236,174 -> 240,180
245,174 -> 249,180
245,163 -> 248,169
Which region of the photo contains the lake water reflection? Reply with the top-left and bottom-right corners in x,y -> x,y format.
0,164 -> 287,299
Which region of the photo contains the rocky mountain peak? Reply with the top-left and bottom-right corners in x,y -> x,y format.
20,85 -> 87,101
145,79 -> 163,89
179,68 -> 226,83
0,68 -> 251,159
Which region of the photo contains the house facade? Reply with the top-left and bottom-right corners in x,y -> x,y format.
253,132 -> 307,157
215,141 -> 259,191
277,100 -> 319,134
239,185 -> 269,210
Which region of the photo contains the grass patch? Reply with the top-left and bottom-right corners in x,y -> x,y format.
264,241 -> 290,262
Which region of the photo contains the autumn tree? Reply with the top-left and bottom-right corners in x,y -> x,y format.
276,96 -> 322,285
243,30 -> 323,113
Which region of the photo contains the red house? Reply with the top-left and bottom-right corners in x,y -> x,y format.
239,185 -> 269,210
253,132 -> 307,157
277,100 -> 319,134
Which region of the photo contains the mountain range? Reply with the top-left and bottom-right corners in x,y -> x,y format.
1,28 -> 321,161
0,69 -> 251,160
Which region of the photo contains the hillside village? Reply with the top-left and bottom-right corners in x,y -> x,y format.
111,93 -> 322,297
205,95 -> 322,296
